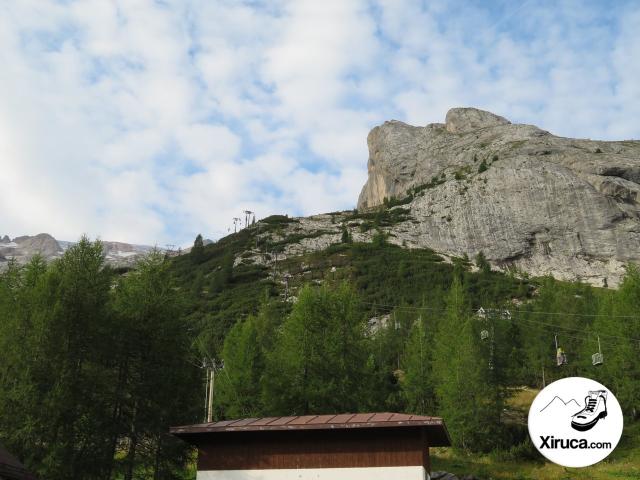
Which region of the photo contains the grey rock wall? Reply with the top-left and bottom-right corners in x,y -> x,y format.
357,108 -> 640,286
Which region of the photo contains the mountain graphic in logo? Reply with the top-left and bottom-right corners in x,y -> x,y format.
539,391 -> 608,432
540,396 -> 581,413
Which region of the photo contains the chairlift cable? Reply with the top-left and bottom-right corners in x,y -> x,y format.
367,303 -> 640,346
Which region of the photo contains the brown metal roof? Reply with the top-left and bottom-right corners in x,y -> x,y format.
170,412 -> 451,446
0,443 -> 37,480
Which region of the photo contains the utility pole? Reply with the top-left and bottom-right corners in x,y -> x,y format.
207,366 -> 214,423
203,358 -> 209,422
202,358 -> 224,423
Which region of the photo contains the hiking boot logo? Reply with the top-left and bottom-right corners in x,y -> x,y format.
528,377 -> 623,468
571,390 -> 607,432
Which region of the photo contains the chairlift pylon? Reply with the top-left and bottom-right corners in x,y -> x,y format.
592,336 -> 604,366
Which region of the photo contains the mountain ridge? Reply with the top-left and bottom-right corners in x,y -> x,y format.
6,108 -> 640,286
0,233 -> 160,268
354,107 -> 640,286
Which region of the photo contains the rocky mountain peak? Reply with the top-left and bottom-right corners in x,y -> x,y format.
444,107 -> 510,133
0,233 -> 157,269
354,108 -> 640,286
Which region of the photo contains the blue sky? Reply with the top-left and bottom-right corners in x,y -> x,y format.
1,0 -> 639,246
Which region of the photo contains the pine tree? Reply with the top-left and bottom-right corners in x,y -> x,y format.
432,276 -> 502,451
191,234 -> 205,264
402,317 -> 435,414
475,251 -> 491,274
3,238 -> 116,479
111,250 -> 200,478
262,283 -> 370,415
341,227 -> 352,244
217,314 -> 264,418
216,293 -> 283,418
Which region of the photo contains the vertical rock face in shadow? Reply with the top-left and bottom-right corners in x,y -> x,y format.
357,107 -> 640,286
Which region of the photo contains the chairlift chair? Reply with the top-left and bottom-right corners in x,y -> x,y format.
592,352 -> 603,366
592,336 -> 604,366
555,334 -> 568,366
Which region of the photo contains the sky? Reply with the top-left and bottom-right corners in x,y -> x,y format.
1,0 -> 639,247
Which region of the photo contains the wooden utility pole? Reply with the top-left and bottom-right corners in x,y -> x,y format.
203,363 -> 209,422
203,358 -> 224,423
207,367 -> 215,423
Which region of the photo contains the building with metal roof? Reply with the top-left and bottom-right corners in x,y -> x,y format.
171,412 -> 450,480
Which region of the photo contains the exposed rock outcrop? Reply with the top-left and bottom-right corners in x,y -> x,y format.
0,233 -> 62,263
356,108 -> 640,286
0,234 -> 157,269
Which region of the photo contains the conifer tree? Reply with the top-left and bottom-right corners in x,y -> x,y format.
591,266 -> 640,418
262,283 -> 370,415
341,227 -> 352,244
217,314 -> 264,418
475,251 -> 491,274
110,250 -> 200,479
402,317 -> 435,414
3,238 -> 114,479
191,233 -> 205,264
432,275 -> 502,451
217,293 -> 284,418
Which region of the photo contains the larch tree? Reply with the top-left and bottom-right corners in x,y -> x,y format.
432,275 -> 502,452
262,283 -> 371,415
402,316 -> 436,415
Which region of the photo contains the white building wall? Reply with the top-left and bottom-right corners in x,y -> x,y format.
197,466 -> 426,480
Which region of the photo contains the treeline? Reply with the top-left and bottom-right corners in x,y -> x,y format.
216,267 -> 640,455
2,235 -> 640,478
0,238 -> 200,480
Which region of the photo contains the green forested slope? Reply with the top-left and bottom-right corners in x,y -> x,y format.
1,225 -> 639,479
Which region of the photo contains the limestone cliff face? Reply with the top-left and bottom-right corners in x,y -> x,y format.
357,108 -> 640,286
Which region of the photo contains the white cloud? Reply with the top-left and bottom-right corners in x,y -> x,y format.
0,0 -> 639,246
176,124 -> 241,169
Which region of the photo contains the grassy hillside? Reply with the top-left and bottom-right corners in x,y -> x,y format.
432,389 -> 640,479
